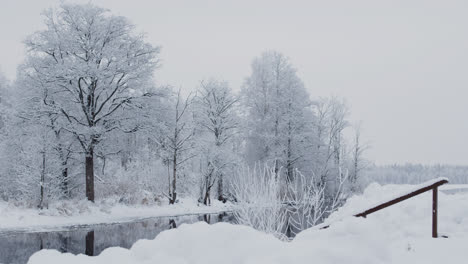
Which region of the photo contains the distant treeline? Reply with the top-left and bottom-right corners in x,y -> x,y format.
363,164 -> 468,185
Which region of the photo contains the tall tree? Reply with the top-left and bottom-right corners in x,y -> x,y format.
195,79 -> 238,203
157,89 -> 195,204
350,122 -> 367,192
313,96 -> 350,205
0,71 -> 9,131
22,3 -> 160,201
241,51 -> 314,182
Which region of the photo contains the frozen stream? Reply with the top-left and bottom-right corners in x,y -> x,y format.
0,212 -> 234,264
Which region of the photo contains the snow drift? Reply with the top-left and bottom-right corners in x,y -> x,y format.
28,183 -> 468,264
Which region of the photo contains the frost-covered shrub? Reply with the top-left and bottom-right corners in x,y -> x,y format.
229,165 -> 288,239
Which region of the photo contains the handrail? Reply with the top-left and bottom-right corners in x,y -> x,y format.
322,178 -> 449,238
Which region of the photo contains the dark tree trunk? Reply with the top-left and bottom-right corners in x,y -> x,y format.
167,161 -> 171,201
286,118 -> 294,183
56,140 -> 70,198
169,219 -> 177,229
286,137 -> 293,183
203,165 -> 214,205
217,173 -> 224,201
101,155 -> 106,176
203,186 -> 211,205
39,150 -> 45,209
170,152 -> 177,204
203,214 -> 211,223
62,162 -> 69,198
85,230 -> 94,256
85,146 -> 95,202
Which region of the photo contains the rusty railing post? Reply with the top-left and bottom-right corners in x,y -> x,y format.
432,186 -> 438,238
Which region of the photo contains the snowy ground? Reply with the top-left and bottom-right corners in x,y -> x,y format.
440,184 -> 468,194
0,198 -> 233,232
27,182 -> 468,264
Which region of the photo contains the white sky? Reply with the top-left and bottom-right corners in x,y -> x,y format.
1,0 -> 468,165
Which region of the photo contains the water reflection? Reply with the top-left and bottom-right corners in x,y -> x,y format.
85,231 -> 94,256
0,213 -> 233,264
0,210 -> 321,263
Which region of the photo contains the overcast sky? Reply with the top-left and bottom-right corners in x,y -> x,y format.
1,0 -> 467,165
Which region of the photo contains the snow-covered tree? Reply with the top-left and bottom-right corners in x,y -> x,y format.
0,78 -> 65,206
194,79 -> 239,203
0,72 -> 14,200
311,96 -> 353,209
156,89 -> 195,204
313,97 -> 350,186
0,71 -> 9,135
349,122 -> 368,192
241,51 -> 315,182
21,3 -> 160,201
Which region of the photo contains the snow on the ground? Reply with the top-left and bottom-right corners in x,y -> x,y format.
324,181 -> 468,238
440,184 -> 468,195
0,198 -> 232,232
324,177 -> 448,219
28,182 -> 468,263
440,184 -> 468,190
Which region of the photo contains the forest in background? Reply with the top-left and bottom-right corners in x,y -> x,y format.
0,3 -> 366,213
364,164 -> 468,185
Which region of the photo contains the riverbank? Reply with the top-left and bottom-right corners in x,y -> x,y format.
0,198 -> 233,232
28,183 -> 468,264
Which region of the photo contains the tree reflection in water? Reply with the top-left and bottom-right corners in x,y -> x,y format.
0,213 -> 234,264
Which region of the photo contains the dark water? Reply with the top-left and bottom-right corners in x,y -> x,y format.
0,212 -> 234,264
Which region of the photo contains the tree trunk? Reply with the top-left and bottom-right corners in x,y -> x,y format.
204,186 -> 211,205
101,155 -> 106,176
39,150 -> 45,209
62,166 -> 69,198
217,172 -> 224,201
85,146 -> 95,202
167,161 -> 171,201
286,122 -> 293,183
203,164 -> 214,205
60,148 -> 69,198
170,152 -> 177,204
57,141 -> 69,198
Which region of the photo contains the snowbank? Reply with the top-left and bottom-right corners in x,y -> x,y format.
28,183 -> 468,263
0,198 -> 232,232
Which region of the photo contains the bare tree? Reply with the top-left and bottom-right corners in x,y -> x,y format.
158,89 -> 195,204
